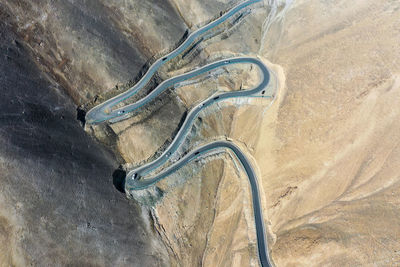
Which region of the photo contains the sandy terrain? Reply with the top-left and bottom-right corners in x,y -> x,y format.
140,0 -> 400,266
2,0 -> 400,266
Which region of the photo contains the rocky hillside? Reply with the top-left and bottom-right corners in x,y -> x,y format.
1,0 -> 400,266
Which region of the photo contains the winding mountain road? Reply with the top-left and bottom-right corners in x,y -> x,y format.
85,0 -> 261,124
85,1 -> 275,266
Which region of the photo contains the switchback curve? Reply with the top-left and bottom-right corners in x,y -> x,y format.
85,1 -> 275,266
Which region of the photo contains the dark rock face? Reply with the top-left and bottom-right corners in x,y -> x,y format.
0,16 -> 167,266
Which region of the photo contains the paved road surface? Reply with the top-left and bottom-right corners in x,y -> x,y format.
85,0 -> 261,124
85,1 -> 275,266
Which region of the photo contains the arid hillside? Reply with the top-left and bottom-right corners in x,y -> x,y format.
1,0 -> 400,266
